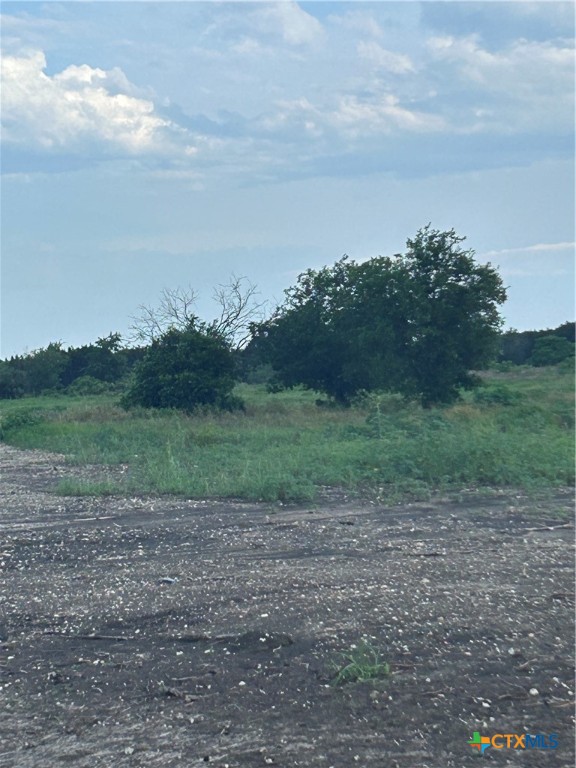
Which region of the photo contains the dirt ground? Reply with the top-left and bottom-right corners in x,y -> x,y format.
0,443 -> 574,768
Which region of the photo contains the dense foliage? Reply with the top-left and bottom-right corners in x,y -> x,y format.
499,322 -> 575,366
253,226 -> 507,406
0,335 -> 145,399
121,326 -> 241,412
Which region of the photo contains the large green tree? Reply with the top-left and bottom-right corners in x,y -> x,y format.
396,226 -> 507,405
254,226 -> 507,406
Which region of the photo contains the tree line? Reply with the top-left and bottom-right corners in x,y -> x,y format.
499,322 -> 575,367
0,334 -> 146,400
1,226 -> 573,408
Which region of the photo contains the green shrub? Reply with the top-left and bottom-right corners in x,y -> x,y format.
530,335 -> 575,367
0,408 -> 45,439
121,327 -> 243,413
473,385 -> 523,406
557,356 -> 575,375
67,375 -> 110,396
492,361 -> 515,373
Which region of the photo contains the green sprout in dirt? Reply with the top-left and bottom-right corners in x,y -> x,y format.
331,640 -> 390,686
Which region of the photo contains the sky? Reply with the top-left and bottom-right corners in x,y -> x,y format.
1,0 -> 574,357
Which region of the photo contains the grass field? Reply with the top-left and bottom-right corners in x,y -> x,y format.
0,366 -> 573,502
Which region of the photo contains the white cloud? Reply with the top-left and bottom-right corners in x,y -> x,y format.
54,62 -> 138,97
2,4 -> 572,182
482,242 -> 575,259
331,93 -> 444,136
1,50 -> 190,155
428,34 -> 574,132
429,34 -> 573,88
260,97 -> 317,128
329,9 -> 384,40
231,36 -> 264,56
205,2 -> 324,53
504,2 -> 575,29
257,2 -> 324,47
482,241 -> 575,279
0,11 -> 73,49
258,90 -> 444,142
357,40 -> 415,74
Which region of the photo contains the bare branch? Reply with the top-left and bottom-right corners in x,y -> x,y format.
128,286 -> 199,345
128,278 -> 265,349
209,275 -> 268,349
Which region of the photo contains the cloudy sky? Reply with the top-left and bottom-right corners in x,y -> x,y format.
1,1 -> 574,357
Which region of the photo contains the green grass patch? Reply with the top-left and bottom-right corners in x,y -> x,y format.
331,640 -> 390,686
55,479 -> 127,496
1,368 -> 573,501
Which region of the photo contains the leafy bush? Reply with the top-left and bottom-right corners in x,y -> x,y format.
0,408 -> 45,439
473,385 -> 523,406
492,361 -> 514,373
530,335 -> 575,367
67,375 -> 111,396
0,362 -> 27,399
121,326 -> 243,412
499,322 -> 575,365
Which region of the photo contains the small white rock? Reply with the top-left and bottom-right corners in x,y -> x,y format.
529,688 -> 539,696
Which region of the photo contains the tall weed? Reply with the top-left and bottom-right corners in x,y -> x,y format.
1,369 -> 573,500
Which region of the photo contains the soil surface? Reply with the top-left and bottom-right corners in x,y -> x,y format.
0,443 -> 574,768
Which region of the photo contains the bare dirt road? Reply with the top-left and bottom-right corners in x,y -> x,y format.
0,444 -> 574,767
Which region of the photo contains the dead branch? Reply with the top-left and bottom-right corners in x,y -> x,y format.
128,286 -> 199,344
128,277 -> 266,349
209,275 -> 267,348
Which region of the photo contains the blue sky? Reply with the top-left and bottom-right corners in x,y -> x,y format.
1,1 -> 574,357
